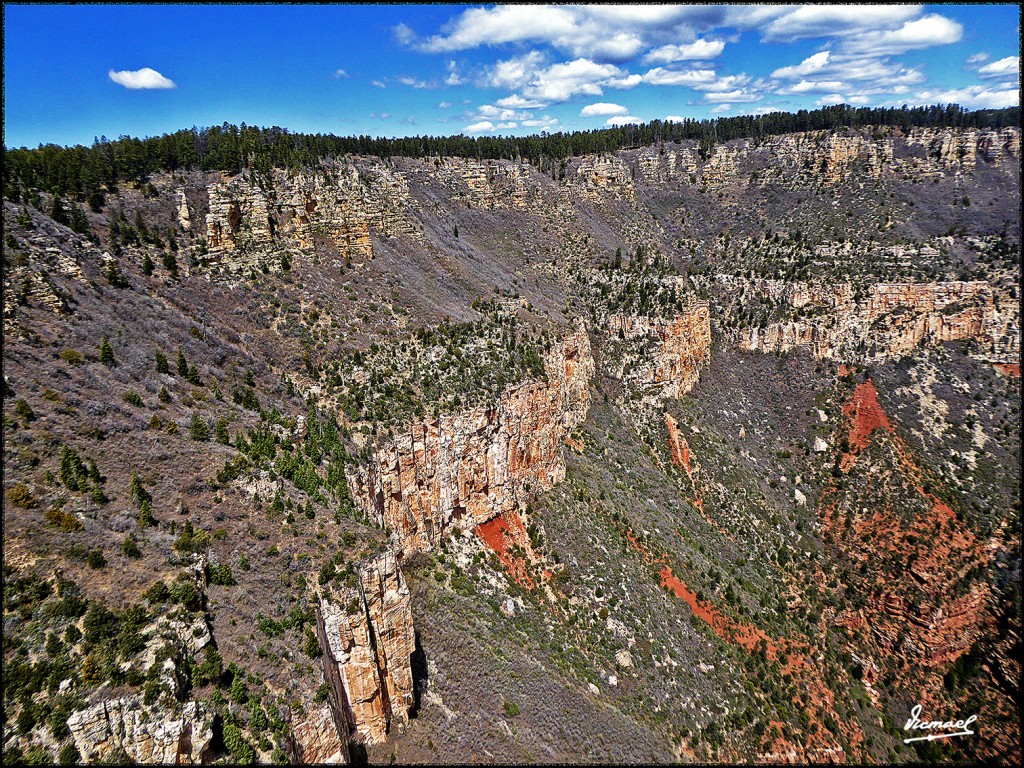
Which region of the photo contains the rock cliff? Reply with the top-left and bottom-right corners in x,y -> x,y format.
606,301 -> 712,403
348,324 -> 594,555
204,159 -> 418,265
316,549 -> 417,749
67,698 -> 214,765
733,279 -> 1019,363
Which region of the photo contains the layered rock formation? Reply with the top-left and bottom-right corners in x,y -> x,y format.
631,126 -> 1019,190
203,160 -> 418,264
176,187 -> 192,230
316,549 -> 416,748
568,154 -> 636,202
66,698 -> 214,765
606,301 -> 712,403
427,157 -> 543,211
734,279 -> 1019,363
348,325 -> 594,554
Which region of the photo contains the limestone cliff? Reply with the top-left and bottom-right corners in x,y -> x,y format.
733,279 -> 1019,363
606,301 -> 712,403
204,159 -> 418,265
347,324 -> 594,555
425,156 -> 544,211
632,126 -> 1019,189
67,698 -> 214,765
315,549 -> 416,749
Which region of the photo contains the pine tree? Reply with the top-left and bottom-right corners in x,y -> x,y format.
99,336 -> 115,366
176,348 -> 188,376
189,413 -> 210,441
142,253 -> 155,276
155,350 -> 169,374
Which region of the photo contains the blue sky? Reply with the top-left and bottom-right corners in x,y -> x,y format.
3,3 -> 1020,148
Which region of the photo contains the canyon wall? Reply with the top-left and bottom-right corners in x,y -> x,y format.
732,279 -> 1019,363
348,324 -> 594,555
632,126 -> 1019,189
67,698 -> 214,765
315,549 -> 416,751
606,301 -> 712,403
204,159 -> 419,265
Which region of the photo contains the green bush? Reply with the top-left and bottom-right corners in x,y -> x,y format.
122,390 -> 144,407
14,399 -> 35,422
7,483 -> 37,508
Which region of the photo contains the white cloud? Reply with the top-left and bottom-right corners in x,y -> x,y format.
778,79 -> 848,95
393,23 -> 415,45
966,52 -> 990,66
644,39 -> 725,64
815,93 -> 847,106
709,104 -> 731,113
580,102 -> 629,117
605,115 -> 643,127
371,80 -> 386,89
398,75 -> 431,89
438,101 -> 452,109
495,94 -> 548,109
842,13 -> 962,55
977,56 -> 1019,79
421,5 -> 578,52
521,58 -> 634,102
108,67 -> 176,90
465,120 -> 495,133
704,89 -> 759,103
771,51 -> 831,80
664,115 -> 687,122
334,69 -> 349,79
913,85 -> 1018,109
521,115 -> 559,129
369,112 -> 392,120
642,67 -> 718,87
402,116 -> 416,125
446,61 -> 463,86
487,51 -> 547,90
760,5 -> 921,43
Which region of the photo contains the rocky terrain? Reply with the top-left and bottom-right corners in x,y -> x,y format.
3,120 -> 1020,765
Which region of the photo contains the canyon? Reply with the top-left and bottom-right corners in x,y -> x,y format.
2,120 -> 1019,765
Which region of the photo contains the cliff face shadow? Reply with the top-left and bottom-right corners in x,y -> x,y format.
409,630 -> 428,718
348,740 -> 368,767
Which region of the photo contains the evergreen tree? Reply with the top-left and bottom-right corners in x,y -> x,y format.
176,348 -> 188,376
99,336 -> 115,366
142,253 -> 155,276
189,413 -> 210,441
155,350 -> 169,374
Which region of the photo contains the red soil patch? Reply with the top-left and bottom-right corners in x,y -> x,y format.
476,509 -> 538,589
993,363 -> 1020,377
842,379 -> 891,452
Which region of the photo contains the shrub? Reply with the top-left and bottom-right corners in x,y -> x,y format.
59,349 -> 84,366
44,505 -> 83,532
223,721 -> 255,764
121,534 -> 141,559
14,399 -> 36,422
122,390 -> 144,407
207,563 -> 236,586
8,483 -> 36,508
86,549 -> 107,569
503,699 -> 520,717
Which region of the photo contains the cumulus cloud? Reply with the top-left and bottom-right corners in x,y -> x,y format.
605,115 -> 642,127
664,115 -> 688,123
334,69 -> 349,79
777,79 -> 848,95
644,39 -> 725,64
487,51 -> 547,90
465,120 -> 495,133
709,103 -> 731,113
495,94 -> 548,109
760,5 -> 921,43
913,85 -> 1018,110
841,13 -> 962,55
771,51 -> 831,80
977,56 -> 1019,79
398,75 -> 431,89
108,67 -> 176,89
521,115 -> 559,129
500,57 -> 638,102
580,102 -> 629,117
642,67 -> 718,87
438,101 -> 452,109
